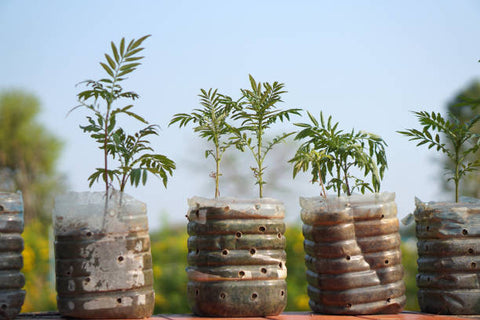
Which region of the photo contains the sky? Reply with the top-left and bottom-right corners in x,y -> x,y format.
1,1 -> 480,230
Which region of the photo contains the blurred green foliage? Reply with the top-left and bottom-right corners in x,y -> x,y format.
21,220 -> 420,313
0,90 -> 64,224
22,221 -> 56,312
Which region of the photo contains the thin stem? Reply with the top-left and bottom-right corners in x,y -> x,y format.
454,145 -> 460,203
104,105 -> 110,196
257,127 -> 263,198
318,168 -> 327,199
343,160 -> 351,196
336,162 -> 341,197
215,143 -> 220,198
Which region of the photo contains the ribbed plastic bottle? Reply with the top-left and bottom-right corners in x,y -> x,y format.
0,192 -> 25,320
301,192 -> 405,314
415,197 -> 480,314
186,197 -> 287,317
53,191 -> 154,319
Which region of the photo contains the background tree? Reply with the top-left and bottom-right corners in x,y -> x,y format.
444,81 -> 480,198
0,89 -> 63,223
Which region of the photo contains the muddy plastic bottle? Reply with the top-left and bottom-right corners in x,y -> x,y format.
300,192 -> 405,314
186,196 -> 287,317
53,191 -> 154,319
0,192 -> 25,320
415,197 -> 480,314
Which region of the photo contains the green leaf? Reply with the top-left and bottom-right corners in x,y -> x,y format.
111,41 -> 120,62
119,37 -> 125,57
100,62 -> 114,77
105,54 -> 116,70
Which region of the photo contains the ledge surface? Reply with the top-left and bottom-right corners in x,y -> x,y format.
15,312 -> 480,320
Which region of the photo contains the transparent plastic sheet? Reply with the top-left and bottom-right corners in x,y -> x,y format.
300,192 -> 405,315
0,192 -> 25,320
186,196 -> 287,317
53,191 -> 148,235
415,197 -> 480,314
53,191 -> 154,319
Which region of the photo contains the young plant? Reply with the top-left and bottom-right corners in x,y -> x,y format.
398,111 -> 480,202
169,88 -> 233,198
290,111 -> 388,198
226,75 -> 301,198
72,35 -> 175,196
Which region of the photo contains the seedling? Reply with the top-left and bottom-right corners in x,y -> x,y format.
226,75 -> 301,198
170,88 -> 234,198
290,111 -> 387,197
398,110 -> 480,202
72,35 -> 175,196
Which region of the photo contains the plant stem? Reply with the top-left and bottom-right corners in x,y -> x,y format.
215,143 -> 220,198
104,104 -> 110,196
343,161 -> 351,196
318,169 -> 327,199
336,162 -> 341,197
455,145 -> 460,203
257,128 -> 263,198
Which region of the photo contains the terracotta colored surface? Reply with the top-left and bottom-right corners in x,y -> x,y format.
16,312 -> 480,320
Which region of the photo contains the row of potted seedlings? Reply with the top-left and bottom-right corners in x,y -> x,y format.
1,35 -> 479,319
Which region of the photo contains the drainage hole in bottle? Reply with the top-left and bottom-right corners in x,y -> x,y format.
259,226 -> 266,232
384,259 -> 389,265
261,268 -> 267,274
117,256 -> 124,263
280,290 -> 285,297
195,289 -> 199,296
117,298 -> 122,304
251,293 -> 258,300
0,206 -> 4,212
279,262 -> 283,268
346,255 -> 351,261
239,271 -> 245,277
426,226 -> 430,231
222,249 -> 229,255
471,262 -> 477,269
235,232 -> 242,238
250,248 -> 256,255
463,229 -> 469,235
346,303 -> 352,309
469,248 -> 474,254
220,292 -> 226,299
86,231 -> 92,237
277,233 -> 282,239
387,298 -> 391,303
85,277 -> 90,283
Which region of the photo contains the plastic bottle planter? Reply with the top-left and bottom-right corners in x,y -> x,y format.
300,192 -> 406,314
0,192 -> 25,320
186,197 -> 287,317
53,192 -> 154,319
415,198 -> 480,314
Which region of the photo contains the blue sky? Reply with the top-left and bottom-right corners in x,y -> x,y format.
1,1 -> 480,229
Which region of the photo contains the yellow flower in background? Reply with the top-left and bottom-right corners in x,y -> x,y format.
155,293 -> 166,307
295,294 -> 310,310
22,244 -> 35,273
153,265 -> 162,278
